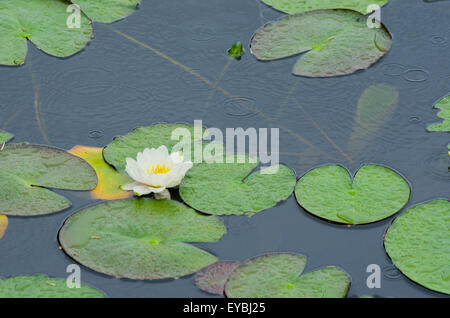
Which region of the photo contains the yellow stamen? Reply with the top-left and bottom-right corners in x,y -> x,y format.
147,164 -> 171,175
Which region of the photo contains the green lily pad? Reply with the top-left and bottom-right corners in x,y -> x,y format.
349,84 -> 399,155
59,198 -> 226,280
262,0 -> 389,15
103,123 -> 209,173
295,164 -> 410,224
224,253 -> 350,298
250,9 -> 392,77
0,0 -> 92,66
427,95 -> 450,132
384,199 -> 450,295
0,144 -> 97,216
71,0 -> 141,23
0,130 -> 13,144
0,275 -> 105,298
179,156 -> 296,215
195,261 -> 241,295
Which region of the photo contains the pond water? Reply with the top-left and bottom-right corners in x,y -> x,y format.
0,0 -> 449,298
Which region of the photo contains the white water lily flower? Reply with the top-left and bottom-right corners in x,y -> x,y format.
122,146 -> 193,199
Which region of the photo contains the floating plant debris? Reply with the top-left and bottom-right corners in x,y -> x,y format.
228,42 -> 244,59
295,164 -> 410,224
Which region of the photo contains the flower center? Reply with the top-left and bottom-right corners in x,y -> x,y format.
147,163 -> 171,175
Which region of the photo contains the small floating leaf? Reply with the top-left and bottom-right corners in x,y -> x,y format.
349,84 -> 399,155
228,42 -> 244,59
262,0 -> 389,15
59,198 -> 226,280
295,164 -> 410,224
179,156 -> 296,215
224,253 -> 350,298
384,199 -> 450,294
68,146 -> 133,200
0,130 -> 13,144
71,0 -> 141,23
427,95 -> 450,132
103,123 -> 207,173
0,215 -> 8,240
0,0 -> 92,66
250,9 -> 392,77
0,144 -> 97,216
0,275 -> 105,298
195,261 -> 241,295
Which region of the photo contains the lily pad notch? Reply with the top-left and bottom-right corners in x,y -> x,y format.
250,9 -> 392,77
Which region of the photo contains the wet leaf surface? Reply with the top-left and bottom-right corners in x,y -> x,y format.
68,146 -> 133,200
0,0 -> 92,66
0,275 -> 105,298
262,0 -> 389,15
384,199 -> 450,295
224,253 -> 350,298
59,198 -> 226,280
195,261 -> 241,295
180,156 -> 296,215
295,164 -> 410,224
0,144 -> 97,216
349,84 -> 399,155
427,95 -> 450,132
250,9 -> 392,77
71,0 -> 141,23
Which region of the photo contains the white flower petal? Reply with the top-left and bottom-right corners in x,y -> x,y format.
154,189 -> 171,200
121,181 -> 142,191
170,151 -> 184,164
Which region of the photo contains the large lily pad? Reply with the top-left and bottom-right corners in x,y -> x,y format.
224,253 -> 350,298
179,156 -> 296,215
384,199 -> 450,294
59,198 -> 226,280
0,275 -> 105,298
103,123 -> 208,173
262,0 -> 389,15
68,146 -> 133,200
295,164 -> 410,224
195,261 -> 241,295
427,95 -> 450,132
250,9 -> 392,77
0,0 -> 92,66
349,84 -> 399,155
0,144 -> 97,216
0,130 -> 13,144
71,0 -> 141,23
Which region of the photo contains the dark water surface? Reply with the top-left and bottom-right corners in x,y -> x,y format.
0,0 -> 449,298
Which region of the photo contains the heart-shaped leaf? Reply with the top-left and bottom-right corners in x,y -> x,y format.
71,0 -> 141,23
0,0 -> 92,66
103,123 -> 209,173
427,95 -> 450,132
68,146 -> 133,200
0,130 -> 13,144
0,275 -> 105,298
0,144 -> 97,216
295,164 -> 410,224
179,156 -> 296,215
262,0 -> 389,15
349,84 -> 399,155
224,253 -> 350,298
250,9 -> 392,77
0,214 -> 8,240
195,261 -> 241,295
384,199 -> 450,295
59,198 -> 226,280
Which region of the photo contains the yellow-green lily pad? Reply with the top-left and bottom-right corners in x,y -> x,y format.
71,0 -> 141,23
295,164 -> 410,224
0,144 -> 97,216
59,198 -> 226,280
427,95 -> 450,132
